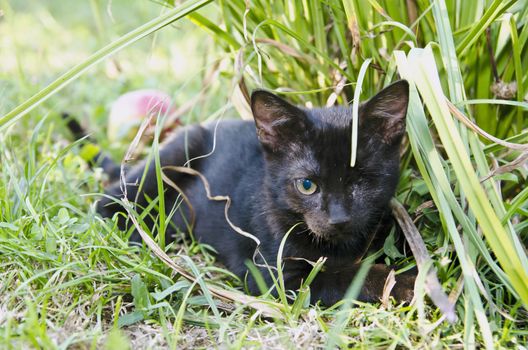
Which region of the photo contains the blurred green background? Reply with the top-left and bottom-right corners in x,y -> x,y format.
1,0 -> 223,155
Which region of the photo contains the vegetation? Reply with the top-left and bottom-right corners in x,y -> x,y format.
1,0 -> 527,348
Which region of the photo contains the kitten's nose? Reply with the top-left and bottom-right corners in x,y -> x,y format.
327,202 -> 351,227
328,216 -> 351,226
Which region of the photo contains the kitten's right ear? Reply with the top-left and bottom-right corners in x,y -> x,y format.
251,90 -> 308,151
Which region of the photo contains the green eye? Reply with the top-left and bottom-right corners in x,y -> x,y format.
295,178 -> 318,195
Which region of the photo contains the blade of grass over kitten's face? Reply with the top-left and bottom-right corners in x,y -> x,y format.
350,58 -> 371,167
0,0 -> 213,130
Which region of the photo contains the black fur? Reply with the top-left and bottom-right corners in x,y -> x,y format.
98,80 -> 414,305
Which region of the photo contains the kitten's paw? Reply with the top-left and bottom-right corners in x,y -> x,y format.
391,270 -> 417,303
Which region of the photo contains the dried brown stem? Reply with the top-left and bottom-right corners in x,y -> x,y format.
390,198 -> 457,323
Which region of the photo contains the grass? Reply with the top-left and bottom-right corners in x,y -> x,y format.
1,0 -> 527,348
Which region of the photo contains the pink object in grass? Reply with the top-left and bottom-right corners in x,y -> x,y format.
107,89 -> 176,142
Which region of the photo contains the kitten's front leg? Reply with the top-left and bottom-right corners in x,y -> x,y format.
285,263 -> 416,306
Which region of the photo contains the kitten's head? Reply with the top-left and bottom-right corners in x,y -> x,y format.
250,81 -> 409,249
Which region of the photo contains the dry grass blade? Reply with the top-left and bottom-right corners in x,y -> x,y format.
381,270 -> 396,308
446,98 -> 528,185
406,0 -> 418,34
482,152 -> 528,182
342,1 -> 361,62
446,99 -> 528,151
163,166 -> 262,249
255,38 -> 313,62
160,172 -> 196,229
233,51 -> 252,120
390,198 -> 457,323
118,110 -> 156,201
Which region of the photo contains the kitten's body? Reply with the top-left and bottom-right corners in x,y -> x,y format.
98,81 -> 414,305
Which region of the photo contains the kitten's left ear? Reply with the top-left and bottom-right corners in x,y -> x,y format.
251,90 -> 309,151
362,80 -> 409,144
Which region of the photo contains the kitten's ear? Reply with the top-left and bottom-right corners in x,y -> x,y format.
251,90 -> 309,150
362,80 -> 409,144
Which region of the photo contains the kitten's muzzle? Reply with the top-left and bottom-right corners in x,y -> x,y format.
307,219 -> 352,240
328,218 -> 355,237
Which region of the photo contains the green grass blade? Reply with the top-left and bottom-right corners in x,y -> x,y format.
509,15 -> 525,132
456,0 -> 516,55
350,58 -> 371,167
456,99 -> 528,109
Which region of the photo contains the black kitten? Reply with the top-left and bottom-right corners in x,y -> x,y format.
98,80 -> 414,305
